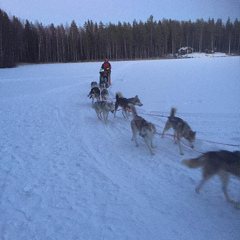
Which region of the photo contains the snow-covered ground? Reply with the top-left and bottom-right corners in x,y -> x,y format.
0,56 -> 240,240
180,51 -> 228,58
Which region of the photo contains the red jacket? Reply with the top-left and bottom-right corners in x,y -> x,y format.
101,61 -> 111,71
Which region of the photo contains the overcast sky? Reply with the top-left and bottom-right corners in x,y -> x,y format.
1,0 -> 239,26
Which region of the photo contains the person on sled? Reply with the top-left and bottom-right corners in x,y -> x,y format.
99,70 -> 109,88
100,58 -> 111,86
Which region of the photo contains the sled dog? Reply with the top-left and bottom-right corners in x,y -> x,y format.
129,104 -> 156,155
162,108 -> 196,155
182,150 -> 240,209
88,87 -> 100,106
91,81 -> 98,89
101,88 -> 109,100
92,101 -> 114,124
114,92 -> 143,118
100,81 -> 108,90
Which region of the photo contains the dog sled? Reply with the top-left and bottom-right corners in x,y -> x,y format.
99,69 -> 111,88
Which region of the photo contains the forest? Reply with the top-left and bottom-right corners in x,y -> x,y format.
0,9 -> 239,68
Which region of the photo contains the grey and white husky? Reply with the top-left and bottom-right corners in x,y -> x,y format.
91,81 -> 98,89
114,92 -> 143,118
182,150 -> 240,209
162,108 -> 196,155
101,88 -> 109,100
88,87 -> 100,105
92,101 -> 114,124
129,104 -> 156,155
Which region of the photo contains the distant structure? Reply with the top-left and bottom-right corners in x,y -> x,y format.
178,47 -> 194,55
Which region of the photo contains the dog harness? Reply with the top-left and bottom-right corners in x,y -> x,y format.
134,118 -> 149,130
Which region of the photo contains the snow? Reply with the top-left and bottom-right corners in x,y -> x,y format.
0,56 -> 240,240
180,52 -> 228,58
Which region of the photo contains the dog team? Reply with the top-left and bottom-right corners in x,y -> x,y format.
88,80 -> 240,210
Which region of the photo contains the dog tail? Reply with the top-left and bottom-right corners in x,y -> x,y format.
170,108 -> 177,117
182,157 -> 205,169
128,104 -> 138,117
116,92 -> 123,99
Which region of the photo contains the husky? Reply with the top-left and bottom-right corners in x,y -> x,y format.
182,150 -> 240,209
162,108 -> 196,155
101,88 -> 109,100
100,81 -> 108,90
114,92 -> 143,118
129,104 -> 156,155
91,81 -> 98,89
88,87 -> 100,106
92,101 -> 114,124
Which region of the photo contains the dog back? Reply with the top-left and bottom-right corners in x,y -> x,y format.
89,87 -> 100,98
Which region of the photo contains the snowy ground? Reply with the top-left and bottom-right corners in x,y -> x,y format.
180,52 -> 228,58
0,56 -> 240,240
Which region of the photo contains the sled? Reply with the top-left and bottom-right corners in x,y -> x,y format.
99,69 -> 111,88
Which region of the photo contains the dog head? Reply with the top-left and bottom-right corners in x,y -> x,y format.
187,130 -> 196,143
89,87 -> 100,99
101,89 -> 108,95
133,95 -> 143,106
91,81 -> 98,89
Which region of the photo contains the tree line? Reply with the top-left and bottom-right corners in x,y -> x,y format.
0,9 -> 239,68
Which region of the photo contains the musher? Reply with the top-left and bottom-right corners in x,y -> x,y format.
100,58 -> 111,86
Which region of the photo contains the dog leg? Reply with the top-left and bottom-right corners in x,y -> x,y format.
132,132 -> 138,147
161,129 -> 166,138
219,172 -> 240,210
150,139 -> 156,149
131,122 -> 139,147
219,171 -> 234,203
161,120 -> 171,138
106,111 -> 109,123
177,137 -> 184,155
125,109 -> 129,119
195,178 -> 207,193
173,131 -> 178,144
114,103 -> 118,118
144,139 -> 154,155
122,109 -> 127,118
103,111 -> 108,124
97,112 -> 102,120
196,165 -> 218,193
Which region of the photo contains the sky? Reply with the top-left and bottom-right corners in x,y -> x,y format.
0,0 -> 239,26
